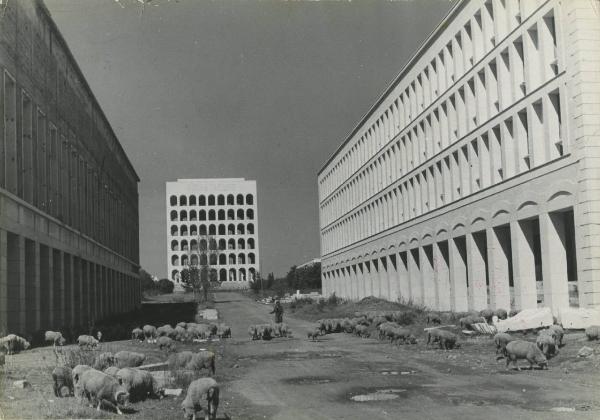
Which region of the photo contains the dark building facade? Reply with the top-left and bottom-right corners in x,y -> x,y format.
0,0 -> 141,337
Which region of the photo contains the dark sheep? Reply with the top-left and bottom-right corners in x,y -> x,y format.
52,366 -> 74,397
493,332 -> 514,355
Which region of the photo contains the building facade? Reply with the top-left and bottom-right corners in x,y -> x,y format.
166,178 -> 260,287
0,0 -> 141,337
318,0 -> 600,315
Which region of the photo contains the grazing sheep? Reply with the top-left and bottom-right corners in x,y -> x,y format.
378,322 -> 400,341
157,336 -> 175,352
0,334 -> 31,355
426,313 -> 442,325
168,351 -> 195,370
493,308 -> 508,320
493,332 -> 514,355
479,309 -> 495,323
186,351 -> 216,376
217,324 -> 231,339
181,377 -> 219,420
426,328 -> 442,346
104,366 -> 120,378
436,330 -> 459,350
52,366 -> 74,397
307,330 -> 320,341
114,351 -> 146,368
131,328 -> 144,342
72,364 -> 94,401
143,325 -> 157,342
248,325 -> 258,340
389,327 -> 412,345
93,352 -> 115,371
116,368 -> 163,402
585,325 -> 600,341
176,322 -> 187,329
354,324 -> 370,338
459,315 -> 486,330
175,326 -> 188,341
256,324 -> 274,340
45,331 -> 66,347
502,340 -> 548,370
536,333 -> 559,358
77,335 -> 99,349
547,325 -> 564,347
156,324 -> 174,338
272,323 -> 289,338
79,369 -> 129,415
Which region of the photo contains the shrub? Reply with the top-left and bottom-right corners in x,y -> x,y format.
396,311 -> 417,326
157,278 -> 175,294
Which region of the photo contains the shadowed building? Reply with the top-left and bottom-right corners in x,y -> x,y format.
318,0 -> 600,315
0,0 -> 141,336
166,178 -> 260,289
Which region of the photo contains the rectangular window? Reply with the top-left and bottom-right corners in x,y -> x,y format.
3,71 -> 17,192
21,91 -> 33,203
37,110 -> 46,210
530,100 -> 545,166
541,11 -> 558,78
547,90 -> 563,158
512,37 -> 526,99
490,125 -> 504,183
516,110 -> 531,172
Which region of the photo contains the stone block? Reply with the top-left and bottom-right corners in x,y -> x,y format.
495,307 -> 553,332
13,380 -> 30,389
558,307 -> 600,329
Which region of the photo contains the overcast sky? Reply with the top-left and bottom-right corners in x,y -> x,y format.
45,0 -> 454,279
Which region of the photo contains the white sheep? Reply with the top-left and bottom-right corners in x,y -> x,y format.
51,366 -> 74,397
72,364 -> 94,402
536,333 -> 558,358
217,324 -> 231,339
79,369 -> 129,415
131,328 -> 144,342
45,331 -> 66,347
157,336 -> 175,352
585,325 -> 600,341
174,326 -> 188,341
176,322 -> 187,329
168,351 -> 195,370
0,334 -> 31,355
502,340 -> 548,371
116,367 -> 164,402
104,366 -> 120,378
93,352 -> 115,371
156,324 -> 174,337
181,377 -> 219,420
493,332 -> 514,355
547,325 -> 565,347
115,351 -> 146,368
185,351 -> 216,376
77,335 -> 99,349
143,325 -> 157,342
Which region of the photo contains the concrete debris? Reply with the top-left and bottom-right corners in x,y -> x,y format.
577,346 -> 594,358
495,308 -> 553,332
550,407 -> 576,412
13,380 -> 30,389
558,308 -> 600,330
137,362 -> 168,371
163,388 -> 183,397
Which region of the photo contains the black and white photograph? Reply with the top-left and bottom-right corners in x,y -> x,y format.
0,0 -> 599,418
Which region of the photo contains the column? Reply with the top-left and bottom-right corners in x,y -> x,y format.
55,250 -> 65,328
450,237 -> 469,312
357,263 -> 365,299
487,226 -> 511,311
17,236 -> 26,332
379,257 -> 389,299
540,212 -> 570,314
510,220 -> 538,310
46,247 -> 54,329
387,254 -> 399,302
434,241 -> 451,311
32,241 -> 41,331
408,248 -> 422,305
65,253 -> 75,326
398,252 -> 410,302
421,246 -> 436,309
0,229 -> 7,335
352,265 -> 359,301
467,231 -> 488,311
365,261 -> 373,297
372,259 -> 381,298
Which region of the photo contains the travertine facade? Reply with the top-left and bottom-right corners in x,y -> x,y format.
166,179 -> 260,287
0,0 -> 141,336
318,0 -> 600,315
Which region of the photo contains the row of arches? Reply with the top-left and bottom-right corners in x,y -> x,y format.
171,252 -> 256,266
170,208 -> 254,222
171,238 -> 255,251
172,267 -> 256,282
170,194 -> 254,207
170,223 -> 255,237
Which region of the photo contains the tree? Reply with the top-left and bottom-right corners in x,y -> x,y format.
182,234 -> 224,303
139,268 -> 155,291
157,278 -> 174,294
266,272 -> 275,289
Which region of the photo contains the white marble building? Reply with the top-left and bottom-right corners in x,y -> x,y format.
166,178 -> 260,288
318,0 -> 600,315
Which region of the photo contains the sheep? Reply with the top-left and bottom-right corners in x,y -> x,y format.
426,313 -> 442,325
479,309 -> 495,323
131,328 -> 144,342
93,352 -> 115,371
256,324 -> 274,340
143,325 -> 157,342
502,340 -> 548,371
186,351 -> 216,376
217,324 -> 231,339
354,324 -> 370,338
307,330 -> 320,341
156,324 -> 174,338
389,327 -> 412,345
248,325 -> 258,340
378,322 -> 401,341
426,328 -> 442,346
114,351 -> 146,368
77,335 -> 99,349
181,377 -> 219,420
72,364 -> 94,402
52,366 -> 74,397
407,334 -> 417,344
436,330 -> 459,350
168,351 -> 195,370
585,325 -> 600,341
45,331 -> 66,347
116,368 -> 164,402
79,369 -> 129,415
536,333 -> 559,358
272,323 -> 289,338
176,322 -> 187,329
157,336 -> 175,352
547,325 -> 564,347
175,326 -> 189,341
493,332 -> 514,355
104,366 -> 120,378
494,308 -> 508,320
459,315 -> 486,330
0,334 -> 31,355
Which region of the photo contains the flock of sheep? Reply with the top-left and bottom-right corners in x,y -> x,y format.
247,322 -> 291,340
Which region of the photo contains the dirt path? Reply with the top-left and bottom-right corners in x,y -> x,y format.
215,292 -> 600,420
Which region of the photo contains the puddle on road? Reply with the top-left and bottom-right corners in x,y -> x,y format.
350,389 -> 407,402
283,376 -> 334,385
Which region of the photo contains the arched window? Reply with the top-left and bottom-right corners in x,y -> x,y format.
218,224 -> 226,235
229,253 -> 236,265
248,238 -> 255,249
199,195 -> 206,206
190,210 -> 197,221
171,240 -> 179,251
171,255 -> 179,265
199,224 -> 207,235
190,239 -> 198,251
238,253 -> 246,264
170,195 -> 177,206
246,209 -> 254,219
247,223 -> 254,234
227,209 -> 235,220
246,194 -> 254,205
199,239 -> 207,250
237,209 -> 244,220
210,268 -> 218,282
189,195 -> 197,206
237,238 -> 245,249
217,195 -> 225,205
181,239 -> 189,251
218,239 -> 226,250
227,224 -> 235,235
190,225 -> 198,236
219,269 -> 227,282
200,254 -> 208,266
227,194 -> 234,205
208,210 -> 216,220
179,195 -> 187,206
191,255 -> 199,266
209,224 -> 216,235
209,238 -> 218,250
171,225 -> 178,236
208,195 -> 215,206
172,269 -> 180,281
181,255 -> 189,266
229,268 -> 236,281
210,254 -> 218,265
249,267 -> 256,281
219,254 -> 227,265
237,224 -> 245,235
239,268 -> 246,281
180,225 -> 188,236
199,210 -> 206,221
218,209 -> 225,220
228,238 -> 235,250
248,253 -> 256,264
170,210 -> 178,221
236,194 -> 244,205
180,210 -> 187,221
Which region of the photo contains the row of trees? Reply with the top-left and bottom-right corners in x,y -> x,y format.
250,263 -> 321,294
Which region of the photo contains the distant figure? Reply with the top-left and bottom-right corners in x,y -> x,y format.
270,300 -> 284,324
96,331 -> 103,343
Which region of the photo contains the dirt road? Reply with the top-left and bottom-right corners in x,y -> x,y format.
215,292 -> 599,420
